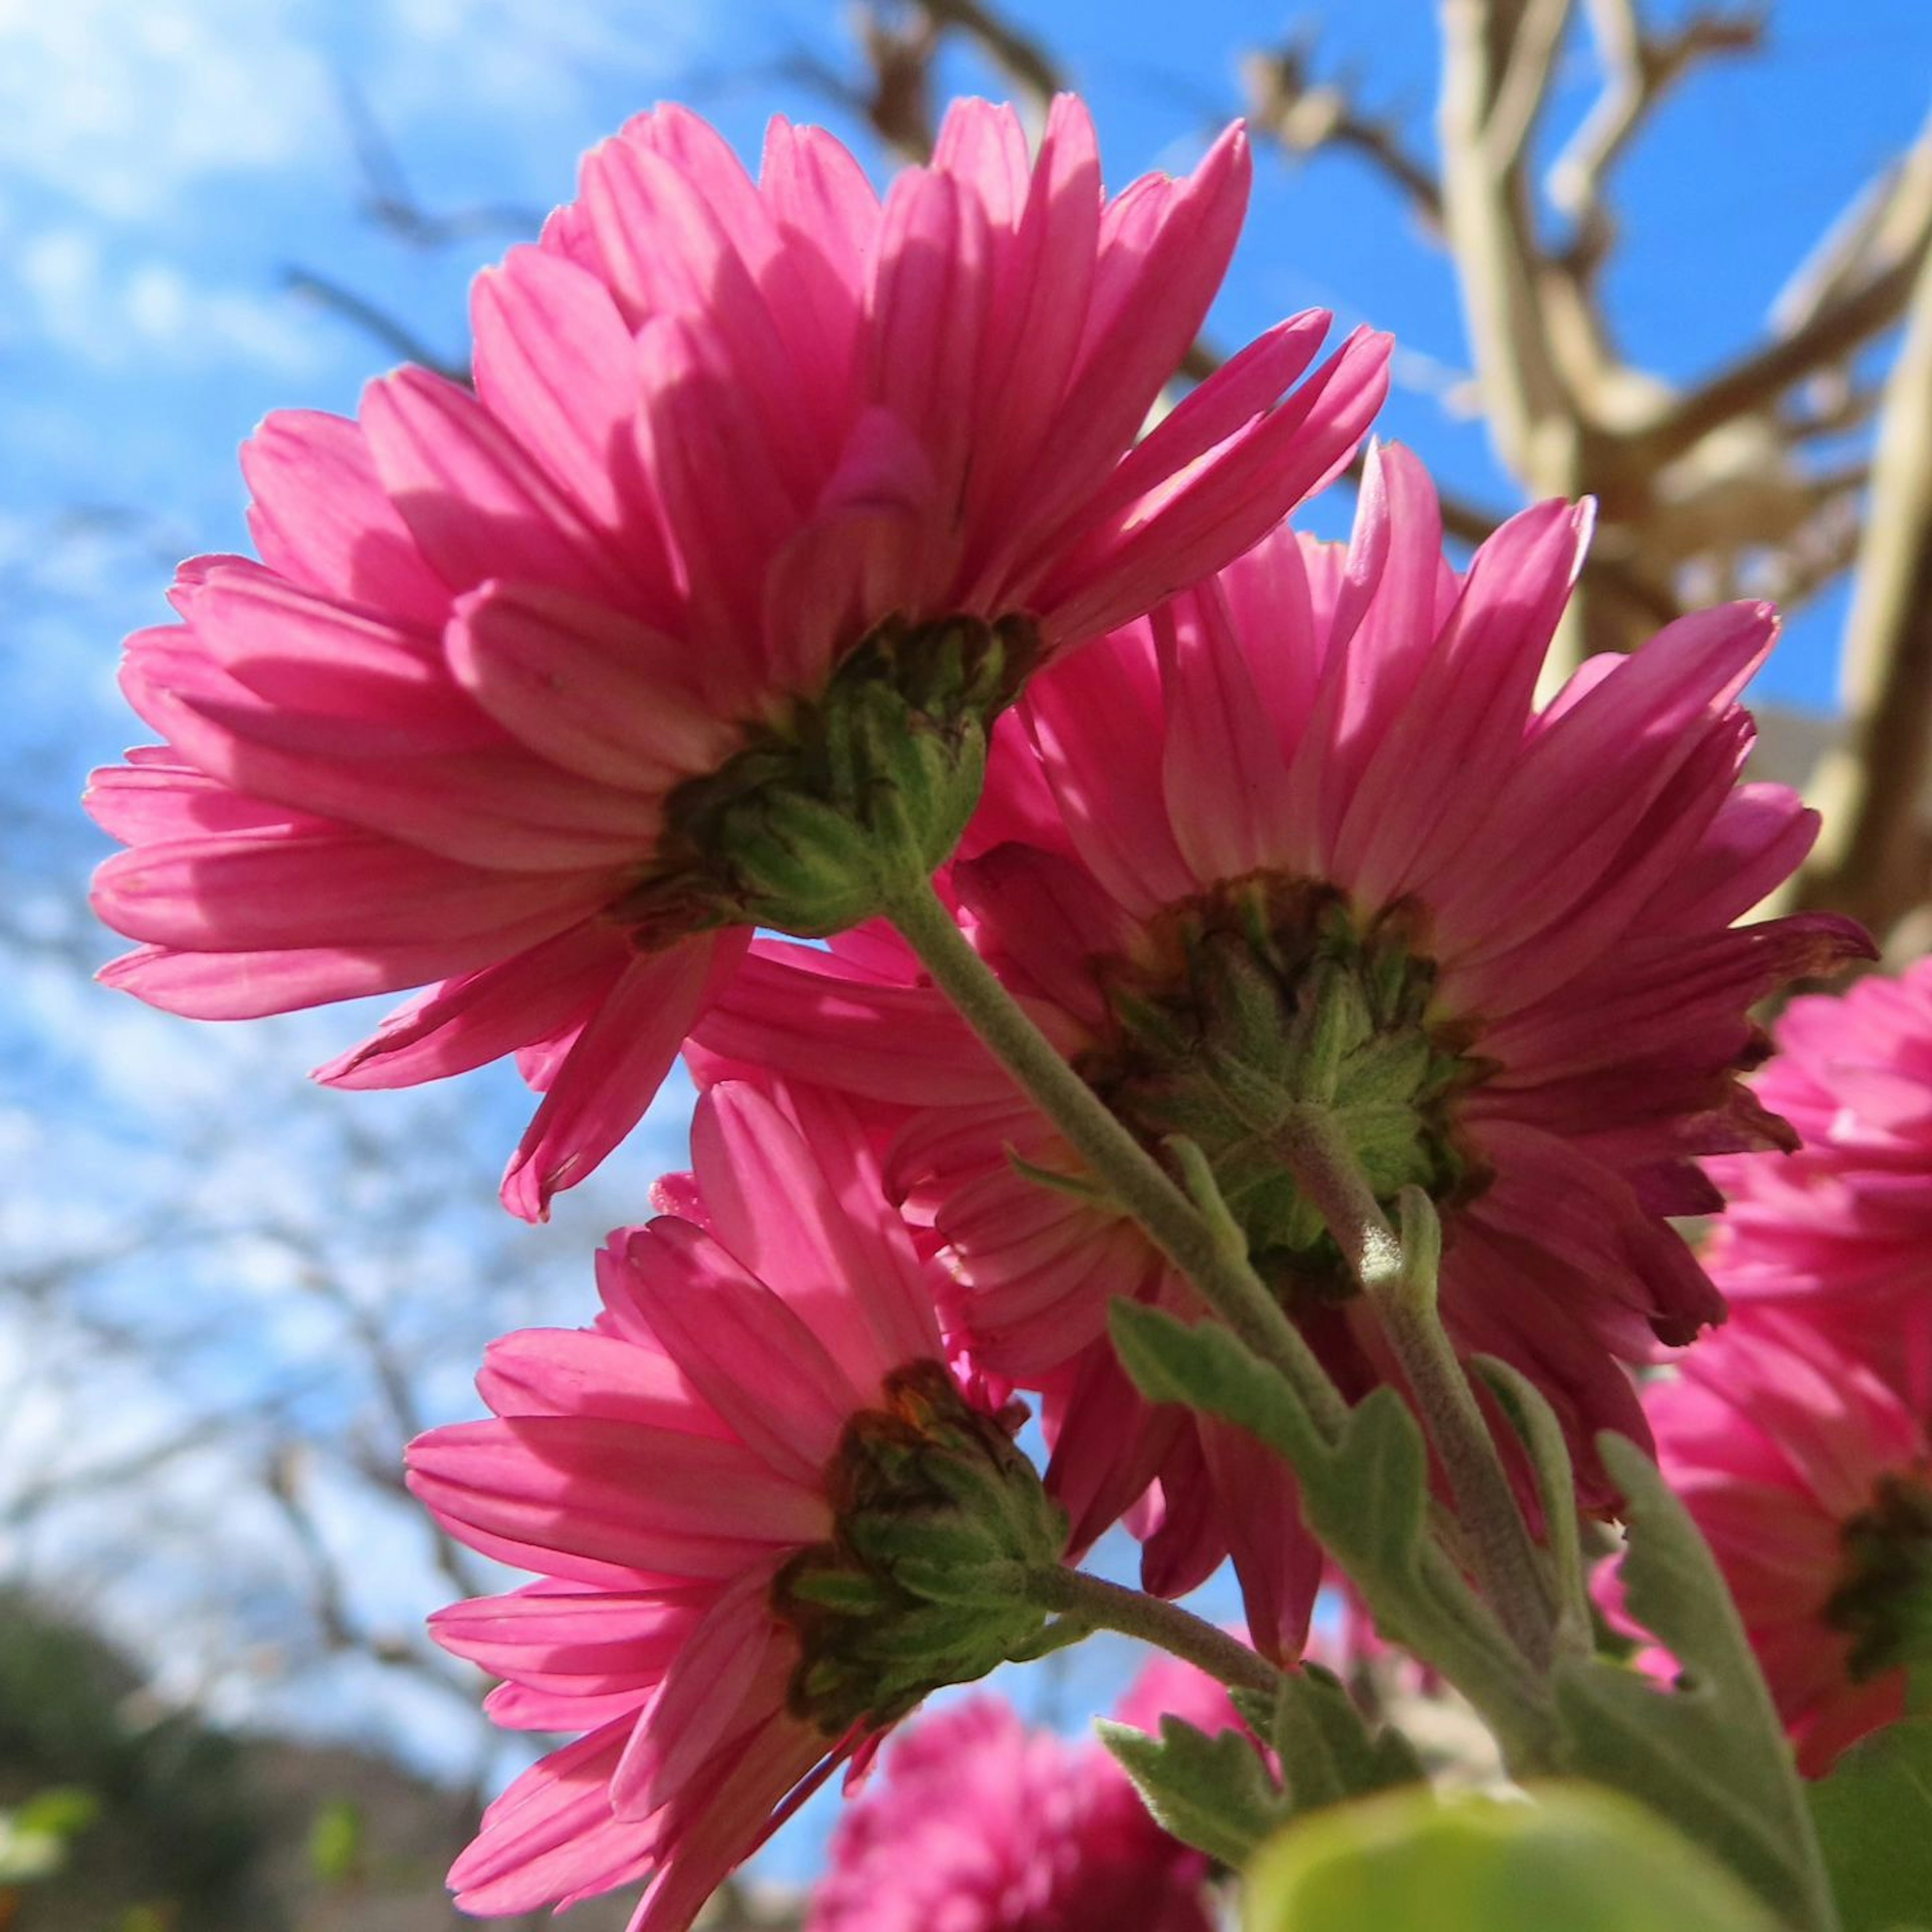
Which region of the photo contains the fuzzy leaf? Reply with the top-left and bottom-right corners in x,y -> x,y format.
1302,1388 -> 1429,1585
1807,1717 -> 1932,1931
1105,1303 -> 1431,1597
1097,1714 -> 1287,1869
1266,1663 -> 1425,1814
1106,1301 -> 1327,1469
1552,1434 -> 1837,1927
1244,1783 -> 1784,1931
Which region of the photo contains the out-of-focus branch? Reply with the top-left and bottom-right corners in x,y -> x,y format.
1548,0 -> 1763,277
337,74 -> 544,246
919,0 -> 1062,109
1242,41 -> 1443,229
839,0 -> 1062,164
281,267 -> 468,383
1437,0 -> 1578,485
1638,105 -> 1932,464
1793,241 -> 1932,942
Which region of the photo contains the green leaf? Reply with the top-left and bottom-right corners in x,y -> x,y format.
1106,1302 -> 1328,1470
307,1797 -> 364,1886
1807,1717 -> 1932,1931
1096,1715 -> 1287,1869
1264,1663 -> 1424,1814
14,1787 -> 98,1839
1303,1388 -> 1429,1584
1244,1782 -> 1785,1931
1552,1434 -> 1838,1928
1105,1303 -> 1431,1599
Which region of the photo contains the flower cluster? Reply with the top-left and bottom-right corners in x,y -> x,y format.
1633,1313 -> 1930,1776
808,1655 -> 1246,1932
411,1080 -> 1068,1926
1705,959 -> 1932,1404
1632,959 -> 1932,1774
89,96 -> 1388,1223
696,443 -> 1861,1655
86,85 -> 1892,1929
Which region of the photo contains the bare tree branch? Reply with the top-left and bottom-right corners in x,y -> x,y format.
1794,239 -> 1932,940
1637,104 -> 1932,464
1548,0 -> 1764,276
280,267 -> 468,382
1241,39 -> 1444,229
1437,0 -> 1580,483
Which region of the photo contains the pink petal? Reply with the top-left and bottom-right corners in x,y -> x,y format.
502,933 -> 745,1221
471,244 -> 678,605
688,1082 -> 943,1385
615,1217 -> 865,1479
93,826 -> 603,952
361,364 -> 637,603
316,919 -> 629,1090
239,408 -> 450,630
446,578 -> 740,791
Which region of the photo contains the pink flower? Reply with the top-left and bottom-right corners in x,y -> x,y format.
1632,1312 -> 1930,1775
691,443 -> 1868,1655
88,95 -> 1392,1221
407,1080 -> 1066,1930
1705,959 -> 1932,1408
807,1672 -> 1233,1932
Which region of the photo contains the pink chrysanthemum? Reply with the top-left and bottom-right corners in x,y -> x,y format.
692,443 -> 1868,1655
87,95 -> 1391,1220
407,1080 -> 1065,1930
807,1653 -> 1248,1932
1633,1312 -> 1931,1776
1705,959 -> 1932,1406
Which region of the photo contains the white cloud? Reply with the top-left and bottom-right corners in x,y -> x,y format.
0,0 -> 333,218
14,224 -> 326,372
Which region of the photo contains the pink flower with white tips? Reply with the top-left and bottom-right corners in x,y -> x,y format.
1634,1311 -> 1932,1775
692,444 -> 1868,1656
88,95 -> 1391,1220
408,1080 -> 1066,1929
1705,958 -> 1932,1408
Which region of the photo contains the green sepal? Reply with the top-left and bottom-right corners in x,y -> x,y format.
632,611 -> 1033,941
1807,1716 -> 1932,1932
1096,1715 -> 1288,1869
1550,1434 -> 1839,1928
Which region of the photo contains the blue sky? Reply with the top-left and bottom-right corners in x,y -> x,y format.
4,0 -> 1931,1900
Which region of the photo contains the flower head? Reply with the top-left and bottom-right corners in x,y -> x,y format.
407,1080 -> 1065,1929
806,1654 -> 1247,1932
1705,958 -> 1932,1407
88,96 -> 1391,1220
1632,1312 -> 1931,1775
694,443 -> 1867,1654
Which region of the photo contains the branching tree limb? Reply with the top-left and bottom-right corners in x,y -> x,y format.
1792,238 -> 1932,943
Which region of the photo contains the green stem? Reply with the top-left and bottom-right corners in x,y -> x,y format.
1275,1104 -> 1558,1673
882,873 -> 1349,1444
1031,1568 -> 1282,1697
886,869 -> 1562,1770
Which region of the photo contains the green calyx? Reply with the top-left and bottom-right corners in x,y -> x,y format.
1824,1470 -> 1932,1682
1078,876 -> 1487,1308
772,1361 -> 1068,1735
617,611 -> 1038,943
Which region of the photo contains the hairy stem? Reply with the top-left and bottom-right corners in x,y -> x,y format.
882,873 -> 1350,1443
1031,1567 -> 1282,1696
1274,1105 -> 1558,1672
